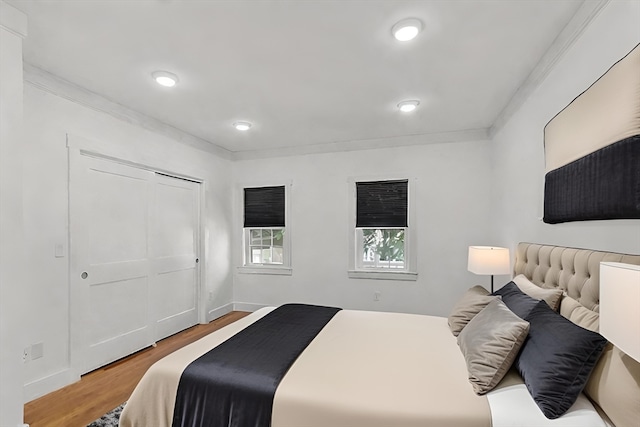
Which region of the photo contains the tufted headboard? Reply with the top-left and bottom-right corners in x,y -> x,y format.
513,242 -> 640,427
514,242 -> 640,313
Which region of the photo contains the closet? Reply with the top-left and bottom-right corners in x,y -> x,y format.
71,154 -> 200,374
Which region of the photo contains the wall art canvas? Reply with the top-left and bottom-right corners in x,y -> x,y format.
543,44 -> 640,224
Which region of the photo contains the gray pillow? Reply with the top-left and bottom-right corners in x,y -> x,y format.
512,274 -> 563,311
457,299 -> 530,395
448,285 -> 497,336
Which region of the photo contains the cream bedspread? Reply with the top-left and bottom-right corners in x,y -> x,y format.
120,307 -> 490,427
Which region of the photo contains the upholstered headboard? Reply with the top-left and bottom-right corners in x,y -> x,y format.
513,242 -> 640,427
514,242 -> 640,313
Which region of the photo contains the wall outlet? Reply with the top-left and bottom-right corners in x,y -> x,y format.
374,291 -> 381,302
54,243 -> 65,258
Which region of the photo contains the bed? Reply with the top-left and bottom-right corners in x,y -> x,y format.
120,243 -> 640,427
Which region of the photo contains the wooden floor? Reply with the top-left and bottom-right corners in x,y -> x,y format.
24,311 -> 250,427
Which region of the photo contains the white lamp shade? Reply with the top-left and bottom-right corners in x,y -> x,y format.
468,246 -> 511,275
600,262 -> 640,362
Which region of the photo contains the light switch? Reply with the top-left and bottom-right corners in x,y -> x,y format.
55,243 -> 65,258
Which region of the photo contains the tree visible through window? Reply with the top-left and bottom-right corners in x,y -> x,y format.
361,228 -> 405,269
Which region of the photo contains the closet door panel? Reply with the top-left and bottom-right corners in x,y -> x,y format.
73,155 -> 154,374
150,174 -> 199,341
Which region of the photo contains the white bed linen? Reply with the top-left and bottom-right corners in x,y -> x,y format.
121,307 -> 491,427
272,309 -> 490,427
488,370 -> 608,427
121,306 -> 606,427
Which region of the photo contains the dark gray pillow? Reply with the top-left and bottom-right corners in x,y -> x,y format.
515,300 -> 607,419
492,281 -> 539,319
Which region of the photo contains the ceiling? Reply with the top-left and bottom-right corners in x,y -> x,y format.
9,0 -> 587,157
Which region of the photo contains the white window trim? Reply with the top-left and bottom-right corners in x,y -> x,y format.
347,175 -> 417,281
347,270 -> 418,281
237,180 -> 292,275
238,265 -> 293,276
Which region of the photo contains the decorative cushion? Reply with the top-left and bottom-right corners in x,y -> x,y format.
492,282 -> 540,319
515,300 -> 608,419
512,274 -> 563,311
448,285 -> 498,336
457,299 -> 530,395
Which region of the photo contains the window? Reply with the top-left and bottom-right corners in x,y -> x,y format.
359,228 -> 405,269
247,228 -> 284,264
241,185 -> 291,274
349,178 -> 416,280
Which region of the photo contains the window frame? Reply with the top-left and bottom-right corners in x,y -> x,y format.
238,181 -> 292,276
348,176 -> 417,281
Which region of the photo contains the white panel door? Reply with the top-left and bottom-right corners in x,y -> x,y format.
150,174 -> 200,341
73,155 -> 155,374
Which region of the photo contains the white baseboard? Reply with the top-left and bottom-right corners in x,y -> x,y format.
23,368 -> 79,403
206,302 -> 234,322
233,302 -> 269,312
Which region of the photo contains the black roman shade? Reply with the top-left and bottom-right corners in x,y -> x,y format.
244,186 -> 285,228
356,180 -> 408,228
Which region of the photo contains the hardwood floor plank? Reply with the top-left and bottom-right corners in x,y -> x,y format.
24,311 -> 250,427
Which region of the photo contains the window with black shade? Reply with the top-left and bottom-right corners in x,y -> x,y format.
355,180 -> 409,270
243,186 -> 288,267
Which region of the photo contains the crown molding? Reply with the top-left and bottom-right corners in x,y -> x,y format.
23,63 -> 488,162
0,1 -> 27,38
489,0 -> 610,138
16,0 -> 609,162
23,63 -> 233,160
232,128 -> 490,161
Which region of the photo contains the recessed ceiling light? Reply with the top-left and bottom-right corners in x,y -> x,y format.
152,71 -> 179,87
233,121 -> 252,131
392,18 -> 423,42
397,100 -> 420,112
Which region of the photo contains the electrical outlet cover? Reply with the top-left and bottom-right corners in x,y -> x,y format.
32,342 -> 44,359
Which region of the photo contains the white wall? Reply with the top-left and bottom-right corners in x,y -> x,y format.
19,83 -> 234,401
491,0 -> 640,257
0,2 -> 28,425
232,1 -> 640,318
233,141 -> 494,317
10,0 -> 640,412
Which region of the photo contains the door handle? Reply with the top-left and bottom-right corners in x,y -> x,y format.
195,258 -> 199,264
81,272 -> 88,279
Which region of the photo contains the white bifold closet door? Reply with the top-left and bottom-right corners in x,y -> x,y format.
72,155 -> 199,374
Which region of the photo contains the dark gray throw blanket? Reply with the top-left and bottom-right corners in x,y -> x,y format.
172,303 -> 341,427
